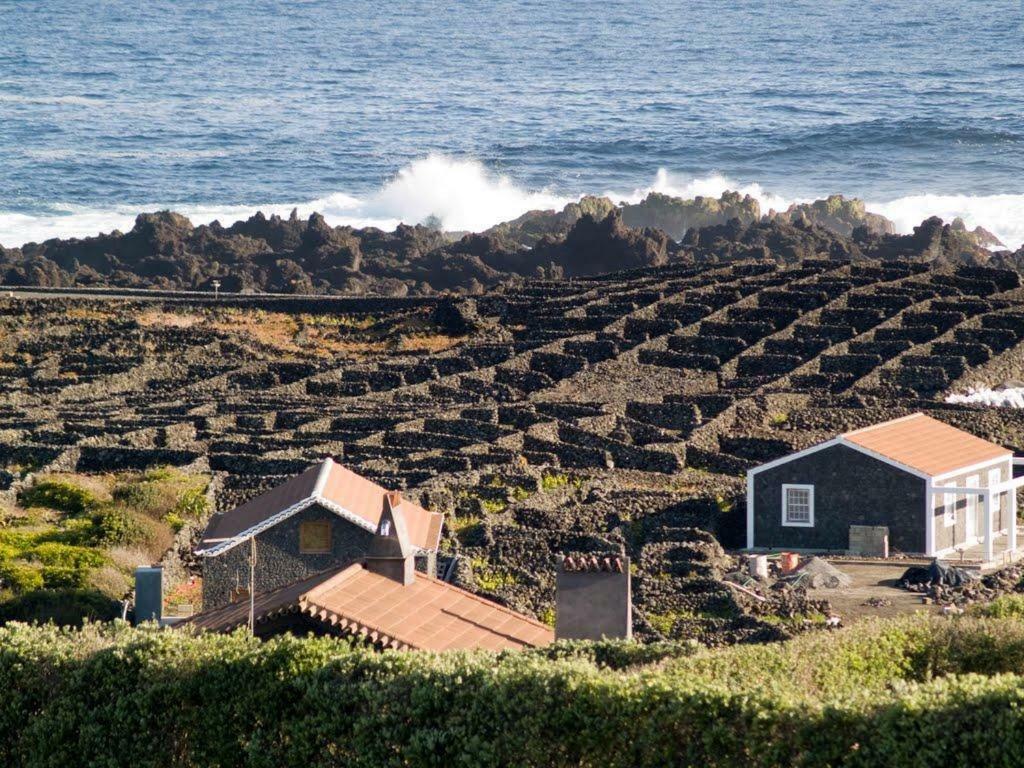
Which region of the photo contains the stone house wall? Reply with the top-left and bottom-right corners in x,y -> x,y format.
751,444 -> 926,553
202,503 -> 375,610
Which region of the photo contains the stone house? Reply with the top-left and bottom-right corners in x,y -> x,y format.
746,413 -> 1024,559
188,501 -> 553,651
197,458 -> 443,610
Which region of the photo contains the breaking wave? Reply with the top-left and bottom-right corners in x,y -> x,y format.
2,155 -> 1024,250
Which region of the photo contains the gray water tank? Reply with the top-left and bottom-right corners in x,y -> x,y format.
134,566 -> 163,625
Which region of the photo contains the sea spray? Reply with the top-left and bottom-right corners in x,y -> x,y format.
3,156 -> 1024,250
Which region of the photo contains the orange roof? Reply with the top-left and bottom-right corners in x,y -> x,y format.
188,564 -> 554,652
319,463 -> 442,556
841,413 -> 1010,477
199,459 -> 443,554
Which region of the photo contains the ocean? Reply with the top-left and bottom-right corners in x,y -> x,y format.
2,0 -> 1024,247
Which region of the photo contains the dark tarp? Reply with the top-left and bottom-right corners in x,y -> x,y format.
899,558 -> 978,587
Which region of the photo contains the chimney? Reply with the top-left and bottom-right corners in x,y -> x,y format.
366,492 -> 415,586
555,554 -> 632,641
134,566 -> 163,625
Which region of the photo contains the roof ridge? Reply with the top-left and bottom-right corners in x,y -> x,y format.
312,456 -> 334,496
842,412 -> 924,438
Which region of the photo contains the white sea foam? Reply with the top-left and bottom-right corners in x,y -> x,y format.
946,387 -> 1024,409
610,169 -> 794,215
2,154 -> 1024,250
867,193 -> 1024,251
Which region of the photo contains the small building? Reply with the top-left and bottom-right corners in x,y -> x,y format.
196,458 -> 443,611
746,413 -> 1024,559
188,501 -> 554,651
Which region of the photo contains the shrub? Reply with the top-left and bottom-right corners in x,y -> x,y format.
6,617 -> 1024,766
41,566 -> 88,589
969,593 -> 1024,619
90,507 -> 146,546
0,588 -> 119,627
173,486 -> 208,521
17,481 -> 98,516
86,565 -> 130,599
29,543 -> 106,570
0,561 -> 43,594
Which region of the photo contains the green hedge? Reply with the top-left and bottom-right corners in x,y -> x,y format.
4,616 -> 1024,767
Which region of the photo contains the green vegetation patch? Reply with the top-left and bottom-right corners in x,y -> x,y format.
5,616 -> 1024,765
1,468 -> 211,624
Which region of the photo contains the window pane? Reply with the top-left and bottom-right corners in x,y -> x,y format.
785,488 -> 811,523
300,521 -> 331,553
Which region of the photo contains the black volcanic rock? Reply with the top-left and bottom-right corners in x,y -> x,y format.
0,200 -> 1016,295
528,209 -> 670,276
774,195 -> 894,237
621,191 -> 761,240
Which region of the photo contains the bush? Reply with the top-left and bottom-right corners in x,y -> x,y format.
0,561 -> 43,594
90,507 -> 146,546
29,543 -> 106,570
17,481 -> 98,516
173,486 -> 208,521
0,588 -> 118,628
41,566 -> 88,589
969,593 -> 1024,619
2,616 -> 1024,766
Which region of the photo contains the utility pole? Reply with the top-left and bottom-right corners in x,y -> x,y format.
248,537 -> 256,634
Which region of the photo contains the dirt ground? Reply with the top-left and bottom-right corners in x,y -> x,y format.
808,561 -> 938,622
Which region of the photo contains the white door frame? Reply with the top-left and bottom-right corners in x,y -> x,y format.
965,474 -> 980,545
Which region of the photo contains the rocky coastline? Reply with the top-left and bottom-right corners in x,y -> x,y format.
0,192 -> 1019,297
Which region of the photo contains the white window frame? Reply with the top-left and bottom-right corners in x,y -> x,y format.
989,468 -> 1002,514
943,492 -> 956,528
782,484 -> 814,527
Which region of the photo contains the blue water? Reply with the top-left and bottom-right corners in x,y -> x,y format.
2,0 -> 1024,246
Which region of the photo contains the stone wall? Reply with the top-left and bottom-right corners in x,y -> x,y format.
201,503 -> 375,610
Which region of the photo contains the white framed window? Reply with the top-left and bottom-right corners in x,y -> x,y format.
989,468 -> 1002,514
782,484 -> 814,527
943,492 -> 956,528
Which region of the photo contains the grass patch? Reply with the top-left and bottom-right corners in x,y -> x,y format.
471,558 -> 519,592
540,472 -> 581,493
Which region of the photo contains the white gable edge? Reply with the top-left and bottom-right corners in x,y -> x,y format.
746,437 -> 931,481
199,492 -> 430,557
197,496 -> 318,557
747,438 -> 843,477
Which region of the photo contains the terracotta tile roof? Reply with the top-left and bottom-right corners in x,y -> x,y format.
841,413 -> 1010,477
185,567 -> 346,632
318,463 -> 442,552
187,564 -> 554,651
198,459 -> 443,555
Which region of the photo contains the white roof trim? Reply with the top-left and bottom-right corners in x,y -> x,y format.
197,496 -> 318,556
198,481 -> 433,557
834,437 -> 931,480
314,494 -> 381,536
932,453 -> 1013,482
747,438 -> 843,476
312,456 -> 333,496
746,436 -> 930,480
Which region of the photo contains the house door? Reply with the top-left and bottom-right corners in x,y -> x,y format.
966,475 -> 980,542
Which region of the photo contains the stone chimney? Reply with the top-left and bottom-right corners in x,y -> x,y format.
366,492 -> 415,586
555,554 -> 632,641
134,565 -> 163,625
